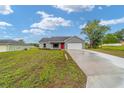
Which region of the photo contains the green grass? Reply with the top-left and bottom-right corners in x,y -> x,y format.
91,46 -> 124,58
0,48 -> 86,88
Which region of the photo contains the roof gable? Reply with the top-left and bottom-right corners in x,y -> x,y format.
64,36 -> 83,43
39,38 -> 50,42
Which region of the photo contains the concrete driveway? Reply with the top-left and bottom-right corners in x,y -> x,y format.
67,49 -> 124,88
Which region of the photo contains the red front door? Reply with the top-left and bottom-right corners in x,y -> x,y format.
61,43 -> 64,49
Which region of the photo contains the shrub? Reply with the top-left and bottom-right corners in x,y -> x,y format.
24,48 -> 28,51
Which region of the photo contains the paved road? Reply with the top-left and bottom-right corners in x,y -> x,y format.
67,49 -> 124,88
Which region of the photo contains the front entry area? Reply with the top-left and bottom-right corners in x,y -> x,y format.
52,43 -> 64,49
53,43 -> 59,49
67,43 -> 82,49
60,43 -> 64,49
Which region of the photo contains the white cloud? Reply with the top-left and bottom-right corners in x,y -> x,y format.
3,35 -> 11,38
14,37 -> 25,41
98,6 -> 103,10
22,11 -> 71,35
0,21 -> 12,29
37,11 -> 53,18
79,23 -> 86,29
100,17 -> 124,25
53,5 -> 95,13
31,17 -> 71,30
98,6 -> 111,10
106,5 -> 111,7
0,5 -> 13,15
79,17 -> 124,28
22,28 -> 45,35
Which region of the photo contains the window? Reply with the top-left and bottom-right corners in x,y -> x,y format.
43,43 -> 46,48
53,43 -> 59,48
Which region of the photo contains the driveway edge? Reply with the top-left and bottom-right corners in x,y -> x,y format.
84,49 -> 124,69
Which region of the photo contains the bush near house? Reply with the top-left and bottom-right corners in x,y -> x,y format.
0,48 -> 86,88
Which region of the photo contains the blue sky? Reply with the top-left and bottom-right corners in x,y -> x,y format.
0,5 -> 124,43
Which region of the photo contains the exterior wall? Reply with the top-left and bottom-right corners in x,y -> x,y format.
7,45 -> 33,51
0,45 -> 7,52
65,37 -> 83,43
0,45 -> 34,52
39,37 -> 85,49
39,42 -> 52,49
39,42 -> 61,49
7,45 -> 19,51
39,43 -> 43,48
65,37 -> 84,49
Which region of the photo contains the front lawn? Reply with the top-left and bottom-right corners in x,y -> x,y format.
0,48 -> 86,88
91,46 -> 124,58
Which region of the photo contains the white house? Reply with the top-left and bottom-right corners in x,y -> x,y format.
39,36 -> 85,50
0,39 -> 33,52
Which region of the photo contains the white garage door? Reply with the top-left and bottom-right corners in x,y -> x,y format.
67,43 -> 82,49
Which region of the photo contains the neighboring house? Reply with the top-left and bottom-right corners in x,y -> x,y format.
39,36 -> 84,49
102,43 -> 122,46
0,39 -> 33,52
120,39 -> 124,46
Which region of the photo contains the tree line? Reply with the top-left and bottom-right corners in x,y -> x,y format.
81,20 -> 124,48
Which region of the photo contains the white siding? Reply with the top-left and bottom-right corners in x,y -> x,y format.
39,42 -> 52,49
0,45 -> 34,52
0,45 -> 7,52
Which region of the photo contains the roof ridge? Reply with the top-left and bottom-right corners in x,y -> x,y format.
39,36 -> 72,42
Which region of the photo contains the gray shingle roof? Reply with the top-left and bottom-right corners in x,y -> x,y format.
0,39 -> 25,45
39,36 -> 71,42
39,38 -> 51,42
50,36 -> 71,42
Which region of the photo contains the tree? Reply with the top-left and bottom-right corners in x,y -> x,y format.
18,39 -> 25,44
114,29 -> 124,40
81,20 -> 110,48
103,34 -> 119,44
28,43 -> 39,47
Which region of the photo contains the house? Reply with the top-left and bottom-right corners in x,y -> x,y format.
39,36 -> 84,49
0,39 -> 34,52
102,43 -> 122,46
120,39 -> 124,46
